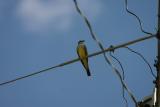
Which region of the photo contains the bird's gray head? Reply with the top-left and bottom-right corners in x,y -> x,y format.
78,40 -> 85,44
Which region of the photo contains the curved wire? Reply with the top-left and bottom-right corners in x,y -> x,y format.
73,0 -> 138,106
124,46 -> 156,79
125,0 -> 155,36
109,52 -> 125,80
109,52 -> 128,107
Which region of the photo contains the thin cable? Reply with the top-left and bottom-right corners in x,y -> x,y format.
109,52 -> 125,80
73,0 -> 138,106
109,52 -> 128,107
124,46 -> 156,79
0,59 -> 77,86
125,0 -> 155,36
0,34 -> 156,86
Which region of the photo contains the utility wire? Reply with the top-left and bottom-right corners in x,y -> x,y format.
73,0 -> 139,106
109,52 -> 128,107
0,35 -> 156,86
109,51 -> 125,80
125,0 -> 155,36
124,46 -> 156,79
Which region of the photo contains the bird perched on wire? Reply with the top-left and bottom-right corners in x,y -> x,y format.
77,40 -> 91,76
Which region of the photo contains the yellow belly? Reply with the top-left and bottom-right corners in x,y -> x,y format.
78,45 -> 88,69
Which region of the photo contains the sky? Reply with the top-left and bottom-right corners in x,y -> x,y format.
0,0 -> 158,107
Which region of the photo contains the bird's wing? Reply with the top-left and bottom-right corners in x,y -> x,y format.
83,45 -> 88,62
77,44 -> 89,68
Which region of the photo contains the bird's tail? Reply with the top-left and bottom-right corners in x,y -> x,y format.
86,69 -> 91,76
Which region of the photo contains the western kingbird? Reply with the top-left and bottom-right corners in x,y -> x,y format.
77,40 -> 91,76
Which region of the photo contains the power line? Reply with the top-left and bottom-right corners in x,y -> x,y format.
124,46 -> 156,78
0,35 -> 156,87
109,50 -> 125,80
125,0 -> 155,36
109,51 -> 128,107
